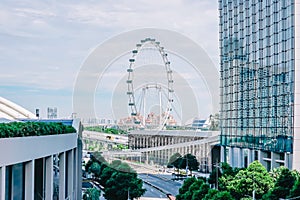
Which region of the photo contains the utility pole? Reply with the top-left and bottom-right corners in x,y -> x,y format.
214,162 -> 220,190
186,156 -> 189,176
216,164 -> 218,190
128,188 -> 130,200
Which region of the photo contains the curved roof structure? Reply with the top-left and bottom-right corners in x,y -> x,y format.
0,97 -> 37,120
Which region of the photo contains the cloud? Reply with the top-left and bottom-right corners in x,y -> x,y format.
0,0 -> 219,118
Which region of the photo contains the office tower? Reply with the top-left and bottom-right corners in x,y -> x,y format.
219,0 -> 300,170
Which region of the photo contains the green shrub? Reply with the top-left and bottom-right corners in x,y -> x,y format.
0,122 -> 76,138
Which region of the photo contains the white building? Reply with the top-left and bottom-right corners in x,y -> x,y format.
0,97 -> 82,199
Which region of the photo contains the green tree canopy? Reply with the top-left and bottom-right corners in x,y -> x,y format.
191,182 -> 210,200
167,152 -> 182,168
263,167 -> 296,200
89,162 -> 101,177
289,179 -> 300,198
226,161 -> 273,199
176,177 -> 197,200
208,162 -> 241,190
204,190 -> 234,200
176,178 -> 210,200
178,154 -> 199,175
96,160 -> 146,200
103,170 -> 145,200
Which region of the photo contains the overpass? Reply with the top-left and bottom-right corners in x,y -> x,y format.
82,130 -> 128,145
83,130 -> 220,172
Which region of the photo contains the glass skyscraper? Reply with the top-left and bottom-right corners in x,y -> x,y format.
219,0 -> 300,170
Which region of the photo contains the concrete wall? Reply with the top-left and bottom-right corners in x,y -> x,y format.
0,133 -> 80,200
0,133 -> 77,167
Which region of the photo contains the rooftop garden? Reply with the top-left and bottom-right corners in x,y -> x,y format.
0,122 -> 76,138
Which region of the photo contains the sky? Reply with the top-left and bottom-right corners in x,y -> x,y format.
0,0 -> 219,121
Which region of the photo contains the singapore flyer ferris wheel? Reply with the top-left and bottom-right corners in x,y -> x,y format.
126,38 -> 175,129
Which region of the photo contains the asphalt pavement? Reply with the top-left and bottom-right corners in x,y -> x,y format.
139,173 -> 182,196
143,182 -> 166,198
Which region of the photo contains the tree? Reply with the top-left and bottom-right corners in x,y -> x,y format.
209,113 -> 220,131
179,154 -> 199,175
176,177 -> 210,200
101,161 -> 145,200
191,182 -> 210,200
289,180 -> 300,198
263,167 -> 296,200
203,189 -> 218,200
99,166 -> 115,186
226,161 -> 273,199
83,188 -> 100,200
89,162 -> 101,177
85,152 -> 108,179
203,189 -> 234,200
176,177 -> 197,200
208,162 -> 240,190
103,171 -> 145,200
168,153 -> 182,168
212,191 -> 234,200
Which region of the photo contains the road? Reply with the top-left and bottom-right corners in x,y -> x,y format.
83,130 -> 128,145
93,180 -> 168,200
143,182 -> 166,198
139,173 -> 182,196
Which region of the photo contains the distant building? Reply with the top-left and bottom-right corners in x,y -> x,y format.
47,107 -> 58,119
219,0 -> 299,170
191,118 -> 210,130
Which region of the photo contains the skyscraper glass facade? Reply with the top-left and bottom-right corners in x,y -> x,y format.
219,0 -> 294,153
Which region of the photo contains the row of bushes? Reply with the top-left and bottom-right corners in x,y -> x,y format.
85,126 -> 127,135
0,122 -> 76,138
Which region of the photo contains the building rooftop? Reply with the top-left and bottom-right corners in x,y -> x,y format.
0,96 -> 36,120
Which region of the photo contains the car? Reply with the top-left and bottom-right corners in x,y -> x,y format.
82,180 -> 101,192
82,181 -> 94,192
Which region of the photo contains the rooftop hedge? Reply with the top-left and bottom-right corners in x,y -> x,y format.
0,122 -> 76,138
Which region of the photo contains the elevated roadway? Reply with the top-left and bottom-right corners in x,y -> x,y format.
82,130 -> 128,145
100,135 -> 219,157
